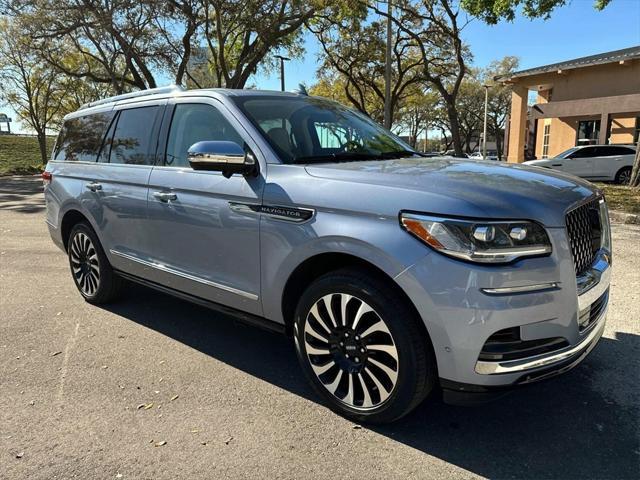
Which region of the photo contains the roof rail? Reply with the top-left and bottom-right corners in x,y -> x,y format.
79,84 -> 185,110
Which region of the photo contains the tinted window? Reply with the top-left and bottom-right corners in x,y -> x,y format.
597,146 -> 635,156
109,106 -> 159,165
165,104 -> 243,168
569,147 -> 597,159
53,112 -> 115,162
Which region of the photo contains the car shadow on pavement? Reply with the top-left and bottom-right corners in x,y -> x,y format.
0,175 -> 45,213
104,283 -> 639,480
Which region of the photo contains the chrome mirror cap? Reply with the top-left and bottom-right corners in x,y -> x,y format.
187,141 -> 257,177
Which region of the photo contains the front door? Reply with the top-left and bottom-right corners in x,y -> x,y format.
143,99 -> 264,316
558,146 -> 596,178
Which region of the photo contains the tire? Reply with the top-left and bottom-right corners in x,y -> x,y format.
615,166 -> 632,185
293,268 -> 437,424
67,222 -> 123,304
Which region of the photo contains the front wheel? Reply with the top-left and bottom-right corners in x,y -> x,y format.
293,268 -> 437,423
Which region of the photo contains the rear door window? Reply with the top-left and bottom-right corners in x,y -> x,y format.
53,112 -> 115,162
598,146 -> 635,156
109,106 -> 160,165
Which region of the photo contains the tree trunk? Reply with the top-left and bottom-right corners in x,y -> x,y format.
630,146 -> 640,188
37,132 -> 48,165
445,100 -> 463,157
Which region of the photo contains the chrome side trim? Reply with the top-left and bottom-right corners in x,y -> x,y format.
109,249 -> 258,301
475,308 -> 607,375
481,282 -> 559,295
228,202 -> 315,223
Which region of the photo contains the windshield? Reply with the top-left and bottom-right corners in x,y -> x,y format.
231,95 -> 416,164
555,147 -> 580,159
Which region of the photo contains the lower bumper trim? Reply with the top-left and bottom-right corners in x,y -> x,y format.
475,309 -> 606,375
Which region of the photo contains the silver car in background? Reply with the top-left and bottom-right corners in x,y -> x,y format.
43,86 -> 612,423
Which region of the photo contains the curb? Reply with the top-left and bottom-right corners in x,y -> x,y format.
609,210 -> 640,225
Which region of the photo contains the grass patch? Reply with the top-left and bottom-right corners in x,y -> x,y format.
0,135 -> 54,176
595,183 -> 640,215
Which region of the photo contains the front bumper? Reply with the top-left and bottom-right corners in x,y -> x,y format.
394,227 -> 611,389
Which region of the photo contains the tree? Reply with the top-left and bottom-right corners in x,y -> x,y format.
308,8 -> 424,125
630,148 -> 640,188
0,18 -> 65,163
483,56 -> 519,158
368,0 -> 471,157
461,0 -> 613,24
394,87 -> 439,149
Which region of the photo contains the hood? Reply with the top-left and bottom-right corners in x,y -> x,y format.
304,157 -> 599,227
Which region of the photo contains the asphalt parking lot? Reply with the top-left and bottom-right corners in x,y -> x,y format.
1,175 -> 639,480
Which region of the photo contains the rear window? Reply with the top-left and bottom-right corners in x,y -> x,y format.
53,112 -> 115,162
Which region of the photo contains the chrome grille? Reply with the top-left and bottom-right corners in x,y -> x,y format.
566,198 -> 602,276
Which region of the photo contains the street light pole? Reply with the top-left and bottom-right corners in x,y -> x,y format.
383,0 -> 393,129
482,84 -> 490,158
274,55 -> 290,92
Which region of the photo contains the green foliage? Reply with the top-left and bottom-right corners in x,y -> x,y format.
461,0 -> 612,24
0,135 -> 55,175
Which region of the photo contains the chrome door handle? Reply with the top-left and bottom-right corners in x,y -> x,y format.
153,191 -> 177,202
86,182 -> 102,192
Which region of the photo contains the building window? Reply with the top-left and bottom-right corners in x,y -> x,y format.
576,120 -> 600,146
542,124 -> 551,158
634,117 -> 640,145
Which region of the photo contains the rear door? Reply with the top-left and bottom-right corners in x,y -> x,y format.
82,101 -> 165,276
590,146 -> 635,180
143,97 -> 265,316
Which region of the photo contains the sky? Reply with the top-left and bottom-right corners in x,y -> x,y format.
3,0 -> 640,133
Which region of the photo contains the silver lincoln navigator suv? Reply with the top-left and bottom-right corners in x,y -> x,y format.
43,86 -> 612,423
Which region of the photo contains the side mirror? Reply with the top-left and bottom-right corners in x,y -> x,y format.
187,141 -> 258,178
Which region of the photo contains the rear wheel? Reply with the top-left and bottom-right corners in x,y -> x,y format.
68,222 -> 122,304
293,268 -> 436,423
615,166 -> 632,185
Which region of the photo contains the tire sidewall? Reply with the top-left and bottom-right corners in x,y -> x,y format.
294,270 -> 433,423
616,167 -> 632,184
67,222 -> 112,302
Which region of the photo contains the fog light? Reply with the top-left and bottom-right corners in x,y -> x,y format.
473,225 -> 495,242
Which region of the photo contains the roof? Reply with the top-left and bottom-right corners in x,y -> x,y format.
496,46 -> 640,82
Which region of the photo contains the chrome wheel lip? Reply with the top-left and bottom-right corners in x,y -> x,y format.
70,232 -> 100,297
302,292 -> 399,412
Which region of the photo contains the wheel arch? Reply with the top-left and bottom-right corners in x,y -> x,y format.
280,252 -> 430,345
60,209 -> 92,252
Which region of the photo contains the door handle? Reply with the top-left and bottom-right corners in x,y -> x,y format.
153,191 -> 177,202
86,182 -> 102,192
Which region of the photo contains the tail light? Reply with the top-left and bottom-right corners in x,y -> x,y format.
42,171 -> 52,187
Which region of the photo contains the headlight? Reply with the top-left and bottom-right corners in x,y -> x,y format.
400,212 -> 552,264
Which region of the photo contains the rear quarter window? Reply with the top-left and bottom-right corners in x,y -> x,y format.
53,112 -> 115,162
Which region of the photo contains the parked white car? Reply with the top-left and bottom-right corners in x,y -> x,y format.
525,145 -> 636,184
470,151 -> 500,161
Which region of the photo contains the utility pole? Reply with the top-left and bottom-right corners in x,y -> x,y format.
482,84 -> 490,158
383,1 -> 393,130
275,55 -> 290,92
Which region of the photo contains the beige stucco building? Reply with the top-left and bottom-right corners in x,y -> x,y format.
500,47 -> 640,163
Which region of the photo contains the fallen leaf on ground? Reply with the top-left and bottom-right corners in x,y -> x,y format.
51,351 -> 62,357
224,436 -> 233,445
143,403 -> 154,410
154,441 -> 166,447
170,395 -> 179,401
136,404 -> 145,410
16,452 -> 24,459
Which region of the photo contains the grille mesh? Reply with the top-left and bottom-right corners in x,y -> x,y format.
566,198 -> 602,276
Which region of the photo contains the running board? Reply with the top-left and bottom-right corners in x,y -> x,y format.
115,270 -> 286,336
